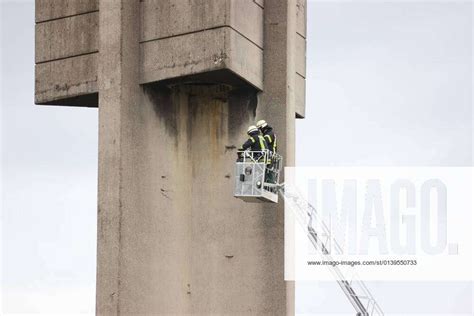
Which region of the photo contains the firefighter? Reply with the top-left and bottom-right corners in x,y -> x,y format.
256,120 -> 278,183
238,125 -> 268,161
256,120 -> 277,154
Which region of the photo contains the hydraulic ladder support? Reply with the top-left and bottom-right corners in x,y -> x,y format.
278,185 -> 384,316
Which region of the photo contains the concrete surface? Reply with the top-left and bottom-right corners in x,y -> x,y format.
35,0 -> 306,314
139,0 -> 264,89
296,0 -> 307,37
34,0 -> 306,116
140,26 -> 263,89
295,74 -> 306,118
258,0 -> 299,311
35,52 -> 98,105
140,0 -> 263,48
35,0 -> 98,23
35,11 -> 98,63
35,0 -> 268,106
295,34 -> 306,78
98,83 -> 288,314
295,0 -> 307,118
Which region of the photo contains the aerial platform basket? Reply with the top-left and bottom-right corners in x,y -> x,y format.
233,151 -> 384,315
234,150 -> 282,203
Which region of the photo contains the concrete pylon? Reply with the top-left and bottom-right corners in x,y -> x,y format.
35,0 -> 306,314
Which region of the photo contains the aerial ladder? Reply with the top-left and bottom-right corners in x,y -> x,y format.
234,150 -> 384,315
279,184 -> 384,315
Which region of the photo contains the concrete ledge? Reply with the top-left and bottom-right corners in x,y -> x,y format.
140,27 -> 263,90
227,28 -> 263,89
296,0 -> 306,37
229,0 -> 263,47
140,0 -> 263,49
35,1 -> 265,105
35,11 -> 98,63
35,27 -> 263,106
35,0 -> 98,23
295,33 -> 306,78
35,53 -> 98,105
37,93 -> 99,107
155,69 -> 260,89
140,0 -> 226,42
295,0 -> 307,118
254,0 -> 264,8
295,74 -> 306,118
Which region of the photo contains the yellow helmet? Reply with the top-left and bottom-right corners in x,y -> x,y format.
247,125 -> 259,134
256,119 -> 267,129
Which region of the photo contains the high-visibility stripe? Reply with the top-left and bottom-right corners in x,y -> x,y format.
250,136 -> 255,143
263,133 -> 277,152
258,135 -> 266,150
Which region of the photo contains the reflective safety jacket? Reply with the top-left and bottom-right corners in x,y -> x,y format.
262,126 -> 277,153
240,133 -> 268,152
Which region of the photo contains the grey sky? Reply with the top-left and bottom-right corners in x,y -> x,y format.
297,1 -> 472,167
296,1 -> 472,314
1,1 -> 98,313
1,0 -> 472,315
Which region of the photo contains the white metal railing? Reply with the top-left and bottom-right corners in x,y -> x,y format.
236,150 -> 283,193
236,149 -> 270,163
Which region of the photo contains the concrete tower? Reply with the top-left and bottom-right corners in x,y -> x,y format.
35,0 -> 306,314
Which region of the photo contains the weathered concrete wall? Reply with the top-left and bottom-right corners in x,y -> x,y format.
35,0 -> 267,106
96,1 -> 294,314
35,0 -> 98,22
35,53 -> 98,106
98,84 -> 286,314
140,0 -> 263,47
295,0 -> 307,118
35,11 -> 98,63
34,0 -> 99,106
34,0 -> 305,116
35,0 -> 306,314
140,27 -> 263,89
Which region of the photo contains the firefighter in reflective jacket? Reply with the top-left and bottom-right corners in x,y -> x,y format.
238,125 -> 268,161
257,120 -> 277,183
256,120 -> 277,153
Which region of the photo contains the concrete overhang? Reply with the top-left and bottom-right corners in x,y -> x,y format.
35,0 -> 264,107
34,0 -> 306,118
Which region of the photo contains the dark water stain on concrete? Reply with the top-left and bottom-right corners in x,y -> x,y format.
186,91 -> 199,149
143,83 -> 258,159
225,145 -> 236,152
143,83 -> 178,137
228,87 -> 259,138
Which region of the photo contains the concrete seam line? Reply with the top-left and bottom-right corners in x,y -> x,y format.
35,9 -> 100,24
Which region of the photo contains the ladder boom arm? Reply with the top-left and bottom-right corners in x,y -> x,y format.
278,184 -> 383,316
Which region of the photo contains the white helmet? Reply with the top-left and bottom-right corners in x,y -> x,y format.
247,125 -> 258,134
256,119 -> 268,129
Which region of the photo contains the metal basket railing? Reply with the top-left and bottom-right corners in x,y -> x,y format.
236,150 -> 283,194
